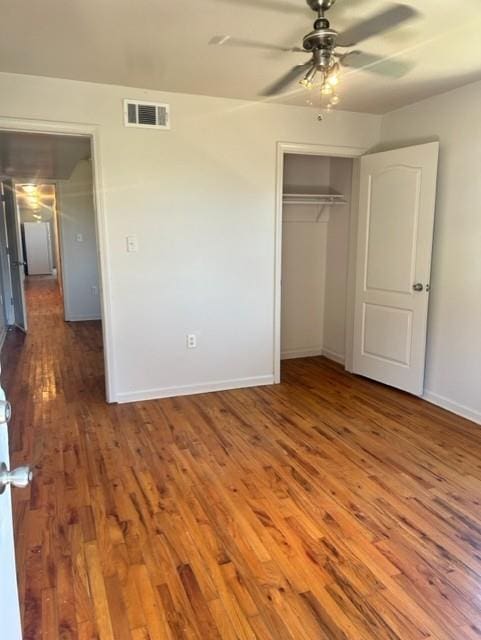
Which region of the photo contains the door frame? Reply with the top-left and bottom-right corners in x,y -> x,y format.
2,179 -> 28,331
274,142 -> 366,383
0,117 -> 115,403
0,185 -> 14,332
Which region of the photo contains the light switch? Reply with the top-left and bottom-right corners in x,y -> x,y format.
126,235 -> 138,253
76,233 -> 83,242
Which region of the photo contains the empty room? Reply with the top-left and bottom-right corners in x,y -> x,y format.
0,1 -> 480,639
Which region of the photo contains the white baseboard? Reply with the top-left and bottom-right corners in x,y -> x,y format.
115,374 -> 275,404
65,315 -> 101,322
423,389 -> 481,426
322,348 -> 345,365
281,347 -> 323,360
281,347 -> 346,365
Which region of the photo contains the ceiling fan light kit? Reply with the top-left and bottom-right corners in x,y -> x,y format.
210,0 -> 419,117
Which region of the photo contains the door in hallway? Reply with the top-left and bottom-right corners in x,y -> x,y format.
2,181 -> 27,331
23,221 -> 52,275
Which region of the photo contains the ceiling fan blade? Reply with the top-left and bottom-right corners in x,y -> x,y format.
337,4 -> 420,47
341,50 -> 414,78
261,63 -> 311,96
209,35 -> 305,53
215,0 -> 307,15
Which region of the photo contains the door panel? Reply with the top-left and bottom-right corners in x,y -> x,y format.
362,303 -> 413,365
366,166 -> 420,293
353,142 -> 439,395
0,379 -> 22,640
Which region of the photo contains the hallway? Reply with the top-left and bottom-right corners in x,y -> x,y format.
3,278 -> 481,639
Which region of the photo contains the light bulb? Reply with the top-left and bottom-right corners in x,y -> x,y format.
321,83 -> 333,95
330,94 -> 340,106
300,64 -> 317,90
327,63 -> 340,87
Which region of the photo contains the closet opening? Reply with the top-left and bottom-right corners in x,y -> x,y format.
276,145 -> 362,381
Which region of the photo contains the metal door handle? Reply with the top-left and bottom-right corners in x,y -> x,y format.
0,400 -> 11,424
12,260 -> 26,267
0,463 -> 33,494
412,283 -> 424,292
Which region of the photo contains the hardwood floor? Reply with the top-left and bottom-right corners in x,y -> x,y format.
3,277 -> 481,639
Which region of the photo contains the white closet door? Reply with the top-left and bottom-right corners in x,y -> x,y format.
352,142 -> 439,395
24,222 -> 52,275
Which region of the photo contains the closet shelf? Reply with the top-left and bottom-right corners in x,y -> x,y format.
283,185 -> 347,206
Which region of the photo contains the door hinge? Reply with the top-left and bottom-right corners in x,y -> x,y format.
10,296 -> 14,306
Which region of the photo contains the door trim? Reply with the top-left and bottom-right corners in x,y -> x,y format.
274,142 -> 366,383
0,117 -> 115,403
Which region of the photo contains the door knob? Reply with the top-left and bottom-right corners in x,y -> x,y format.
0,463 -> 33,494
412,283 -> 424,292
12,260 -> 26,267
0,400 -> 11,423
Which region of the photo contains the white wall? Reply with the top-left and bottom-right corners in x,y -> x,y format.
323,157 -> 353,363
0,71 -> 381,401
381,80 -> 481,423
281,155 -> 330,359
57,159 -> 101,321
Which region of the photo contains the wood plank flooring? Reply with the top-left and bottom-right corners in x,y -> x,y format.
3,277 -> 481,639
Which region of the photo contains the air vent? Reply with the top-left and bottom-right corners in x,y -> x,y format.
124,99 -> 170,130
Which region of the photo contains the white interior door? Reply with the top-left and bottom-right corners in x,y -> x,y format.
0,378 -> 22,640
2,182 -> 27,332
352,142 -> 439,395
23,222 -> 52,275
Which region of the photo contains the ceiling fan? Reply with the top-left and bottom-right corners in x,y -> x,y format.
210,0 -> 419,103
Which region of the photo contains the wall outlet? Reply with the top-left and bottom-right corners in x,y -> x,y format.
186,334 -> 197,349
76,233 -> 84,242
91,285 -> 98,296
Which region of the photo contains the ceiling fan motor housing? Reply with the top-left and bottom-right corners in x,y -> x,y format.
306,0 -> 337,12
303,26 -> 338,72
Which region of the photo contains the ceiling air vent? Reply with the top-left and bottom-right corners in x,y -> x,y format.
124,99 -> 170,130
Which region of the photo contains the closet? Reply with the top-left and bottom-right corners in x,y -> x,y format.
281,153 -> 354,367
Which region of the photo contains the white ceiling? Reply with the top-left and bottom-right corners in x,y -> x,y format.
1,0 -> 481,113
0,132 -> 90,180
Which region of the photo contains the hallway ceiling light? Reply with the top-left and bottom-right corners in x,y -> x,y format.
21,184 -> 37,194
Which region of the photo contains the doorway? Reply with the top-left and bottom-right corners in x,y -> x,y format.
0,129 -> 107,399
275,140 -> 440,397
275,142 -> 364,382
